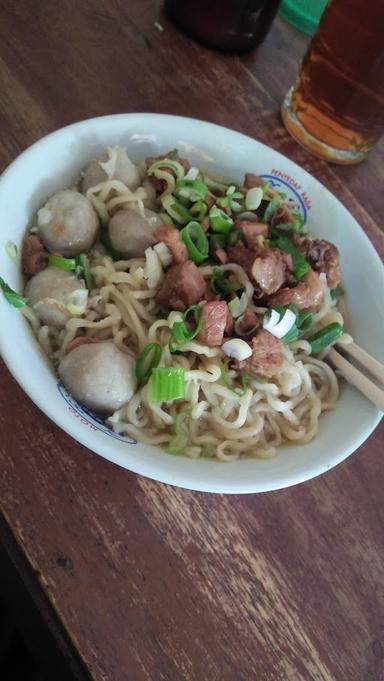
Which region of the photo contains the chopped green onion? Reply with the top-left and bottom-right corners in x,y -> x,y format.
278,191 -> 287,199
210,268 -> 242,296
228,292 -> 248,319
210,233 -> 227,249
169,304 -> 203,352
221,359 -> 250,397
245,187 -> 263,211
274,236 -> 310,279
169,148 -> 179,161
161,195 -> 191,225
165,409 -> 191,454
5,241 -> 18,263
209,206 -> 234,234
135,342 -> 162,382
263,195 -> 281,223
308,322 -> 344,355
150,367 -> 185,402
159,211 -> 175,226
190,201 -> 207,221
282,326 -> 299,344
175,179 -> 208,202
0,277 -> 28,308
99,229 -> 122,261
232,191 -> 244,200
227,229 -> 240,247
261,181 -> 270,196
75,253 -> 92,290
148,158 -> 185,180
48,255 -> 77,271
180,221 -> 209,264
330,284 -> 345,300
297,309 -> 314,333
226,185 -> 237,196
216,196 -> 231,209
230,200 -> 243,213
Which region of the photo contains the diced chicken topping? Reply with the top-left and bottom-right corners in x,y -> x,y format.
236,329 -> 283,378
197,300 -> 229,347
251,248 -> 293,295
154,225 -> 188,264
268,269 -> 323,310
302,238 -> 341,288
156,260 -> 205,311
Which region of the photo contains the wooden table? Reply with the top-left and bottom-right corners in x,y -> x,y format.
1,2 -> 383,680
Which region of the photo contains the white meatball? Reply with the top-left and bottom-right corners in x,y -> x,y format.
82,147 -> 141,193
25,267 -> 86,328
37,189 -> 98,256
108,207 -> 163,257
58,342 -> 137,414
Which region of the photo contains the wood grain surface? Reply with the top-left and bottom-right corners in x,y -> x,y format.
0,2 -> 383,680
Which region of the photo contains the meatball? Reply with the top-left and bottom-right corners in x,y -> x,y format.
108,207 -> 163,258
82,146 -> 141,193
58,342 -> 137,414
37,189 -> 98,256
25,266 -> 87,328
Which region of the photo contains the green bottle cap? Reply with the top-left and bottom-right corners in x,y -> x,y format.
279,0 -> 328,36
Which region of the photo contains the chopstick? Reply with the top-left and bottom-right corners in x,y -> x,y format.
328,342 -> 384,411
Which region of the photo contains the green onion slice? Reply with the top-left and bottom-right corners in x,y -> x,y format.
308,322 -> 344,355
221,359 -> 250,397
75,253 -> 92,291
0,277 -> 28,308
263,195 -> 281,223
162,195 -> 191,225
190,200 -> 207,221
274,236 -> 310,279
210,233 -> 227,250
150,367 -> 185,402
135,342 -> 162,382
180,221 -> 209,264
210,268 -> 242,296
169,304 -> 203,352
147,158 -> 185,180
48,255 -> 77,271
209,206 -> 234,234
175,179 -> 208,202
330,284 -> 344,300
169,148 -> 179,161
227,229 -> 240,247
165,409 -> 191,454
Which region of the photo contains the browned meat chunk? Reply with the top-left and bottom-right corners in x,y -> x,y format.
270,204 -> 294,226
236,329 -> 283,378
236,220 -> 268,249
244,173 -> 277,199
227,241 -> 255,274
154,225 -> 187,264
268,269 -> 323,310
197,300 -> 228,347
22,234 -> 49,275
251,248 -> 293,295
302,238 -> 341,288
236,307 -> 260,337
244,173 -> 265,189
224,308 -> 234,335
156,261 -> 205,311
212,247 -> 228,264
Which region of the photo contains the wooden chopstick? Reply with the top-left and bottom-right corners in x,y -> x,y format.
328,345 -> 384,411
338,341 -> 384,385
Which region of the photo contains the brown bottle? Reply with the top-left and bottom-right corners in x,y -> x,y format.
165,0 -> 281,52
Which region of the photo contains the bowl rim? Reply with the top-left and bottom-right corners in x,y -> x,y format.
0,112 -> 383,494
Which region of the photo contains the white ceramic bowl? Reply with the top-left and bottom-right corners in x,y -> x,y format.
0,114 -> 383,493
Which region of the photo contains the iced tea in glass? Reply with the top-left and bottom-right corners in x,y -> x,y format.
281,0 -> 384,164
